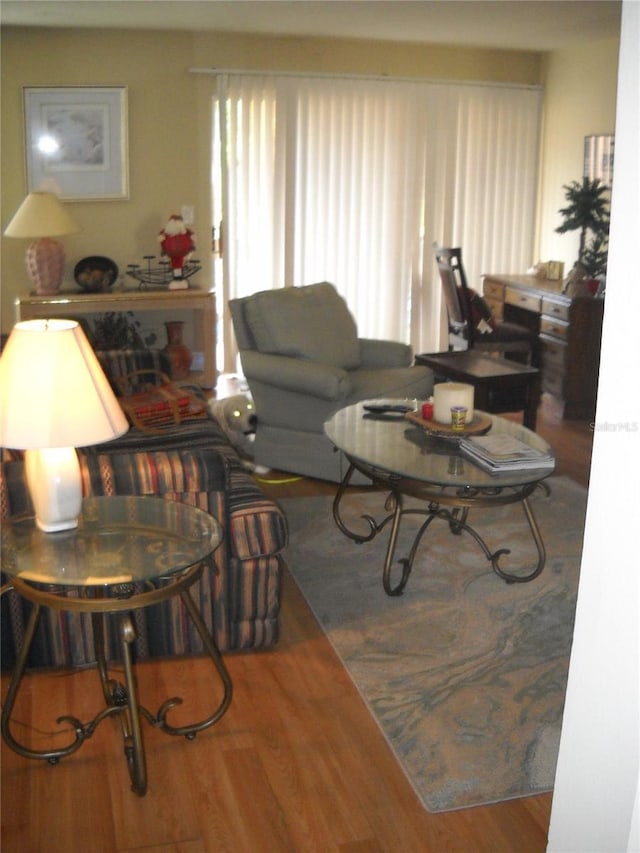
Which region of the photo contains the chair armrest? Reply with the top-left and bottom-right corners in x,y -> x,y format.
358,338 -> 413,368
240,350 -> 352,401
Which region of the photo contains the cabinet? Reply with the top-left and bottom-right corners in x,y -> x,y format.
15,286 -> 217,388
482,274 -> 604,420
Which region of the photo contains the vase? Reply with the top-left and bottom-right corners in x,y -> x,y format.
26,238 -> 65,295
163,321 -> 192,379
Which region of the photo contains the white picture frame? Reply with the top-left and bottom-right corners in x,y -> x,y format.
24,86 -> 129,201
583,134 -> 614,187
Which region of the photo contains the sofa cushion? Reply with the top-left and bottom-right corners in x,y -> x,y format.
89,418 -> 289,561
244,282 -> 361,369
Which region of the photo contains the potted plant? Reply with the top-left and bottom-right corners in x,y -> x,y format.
83,311 -> 157,350
580,231 -> 609,281
555,177 -> 610,294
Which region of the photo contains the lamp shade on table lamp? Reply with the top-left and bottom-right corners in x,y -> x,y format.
3,192 -> 80,295
0,320 -> 128,532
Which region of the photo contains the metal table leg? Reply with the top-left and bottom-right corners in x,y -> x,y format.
332,465 -> 548,595
1,572 -> 232,796
1,601 -> 124,763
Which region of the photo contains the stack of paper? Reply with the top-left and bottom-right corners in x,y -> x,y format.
459,434 -> 555,474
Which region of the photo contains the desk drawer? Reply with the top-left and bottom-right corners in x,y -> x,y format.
541,297 -> 570,322
540,316 -> 569,340
505,287 -> 541,313
540,333 -> 567,371
543,366 -> 565,397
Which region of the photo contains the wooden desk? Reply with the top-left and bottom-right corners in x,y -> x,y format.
15,287 -> 217,388
482,274 -> 604,420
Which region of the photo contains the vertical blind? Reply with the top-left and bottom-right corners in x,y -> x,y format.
213,73 -> 542,373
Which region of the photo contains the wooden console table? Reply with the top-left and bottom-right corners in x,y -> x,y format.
482,274 -> 604,420
14,287 -> 216,388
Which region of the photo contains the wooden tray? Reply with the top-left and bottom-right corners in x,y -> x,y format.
405,409 -> 492,436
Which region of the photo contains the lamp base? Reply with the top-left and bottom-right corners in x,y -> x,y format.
25,447 -> 82,532
26,238 -> 65,295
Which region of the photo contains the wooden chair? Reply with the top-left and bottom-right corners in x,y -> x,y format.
433,244 -> 534,362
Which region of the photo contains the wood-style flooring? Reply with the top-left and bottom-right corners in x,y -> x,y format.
1,394 -> 594,852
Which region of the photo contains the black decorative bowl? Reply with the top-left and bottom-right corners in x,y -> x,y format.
74,256 -> 119,292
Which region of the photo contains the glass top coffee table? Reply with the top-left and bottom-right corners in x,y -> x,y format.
1,496 -> 232,796
324,403 -> 555,595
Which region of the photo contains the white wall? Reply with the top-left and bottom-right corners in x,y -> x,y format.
547,3 -> 639,850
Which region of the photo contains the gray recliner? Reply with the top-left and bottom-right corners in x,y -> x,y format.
229,282 -> 434,482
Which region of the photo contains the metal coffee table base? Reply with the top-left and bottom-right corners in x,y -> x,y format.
333,462 -> 547,596
1,564 -> 232,796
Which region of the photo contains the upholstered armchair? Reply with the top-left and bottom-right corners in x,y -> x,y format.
230,282 -> 434,481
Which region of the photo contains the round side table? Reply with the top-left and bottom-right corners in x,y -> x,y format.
1,496 -> 232,796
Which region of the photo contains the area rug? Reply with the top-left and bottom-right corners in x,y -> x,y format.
280,476 -> 587,812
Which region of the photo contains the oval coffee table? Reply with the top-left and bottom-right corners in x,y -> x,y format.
324,403 -> 555,596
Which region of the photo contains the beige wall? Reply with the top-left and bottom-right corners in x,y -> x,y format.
537,37 -> 620,271
0,25 -> 542,338
190,30 -> 543,82
1,24 -> 619,343
1,27 -> 202,341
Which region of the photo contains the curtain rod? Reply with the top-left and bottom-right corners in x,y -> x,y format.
188,67 -> 542,91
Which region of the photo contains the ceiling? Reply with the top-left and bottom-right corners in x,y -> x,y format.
0,1 -> 622,52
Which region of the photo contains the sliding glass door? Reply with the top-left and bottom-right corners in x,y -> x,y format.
213,73 -> 542,372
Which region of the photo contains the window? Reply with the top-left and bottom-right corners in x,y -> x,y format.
213,74 -> 542,372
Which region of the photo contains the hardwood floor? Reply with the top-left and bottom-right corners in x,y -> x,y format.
0,394 -> 594,853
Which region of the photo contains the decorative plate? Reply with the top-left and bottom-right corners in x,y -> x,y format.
405,409 -> 492,436
74,256 -> 119,292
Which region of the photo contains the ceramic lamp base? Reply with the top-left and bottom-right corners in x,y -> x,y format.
26,237 -> 65,295
25,446 -> 82,532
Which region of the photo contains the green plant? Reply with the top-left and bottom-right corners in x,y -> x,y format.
555,178 -> 610,279
84,312 -> 157,350
580,232 -> 609,280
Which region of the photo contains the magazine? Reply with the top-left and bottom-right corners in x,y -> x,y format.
459,433 -> 555,474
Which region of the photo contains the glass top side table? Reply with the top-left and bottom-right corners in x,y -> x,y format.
1,496 -> 232,796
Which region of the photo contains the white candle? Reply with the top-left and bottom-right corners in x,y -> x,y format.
433,382 -> 475,424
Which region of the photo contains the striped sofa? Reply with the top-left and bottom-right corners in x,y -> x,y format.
1,349 -> 288,670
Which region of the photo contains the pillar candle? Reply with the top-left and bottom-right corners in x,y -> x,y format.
433,382 -> 475,424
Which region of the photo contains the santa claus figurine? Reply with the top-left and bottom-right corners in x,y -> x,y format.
158,214 -> 195,281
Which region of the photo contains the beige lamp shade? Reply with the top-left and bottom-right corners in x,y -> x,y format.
0,319 -> 127,449
4,191 -> 80,238
0,320 -> 128,531
4,192 -> 81,295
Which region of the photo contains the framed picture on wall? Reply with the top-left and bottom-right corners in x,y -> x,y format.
583,134 -> 614,187
23,86 -> 129,200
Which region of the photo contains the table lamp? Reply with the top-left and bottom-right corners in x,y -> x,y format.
3,191 -> 80,295
0,319 -> 129,532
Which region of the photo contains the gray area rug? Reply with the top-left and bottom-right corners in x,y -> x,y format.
280,476 -> 587,812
